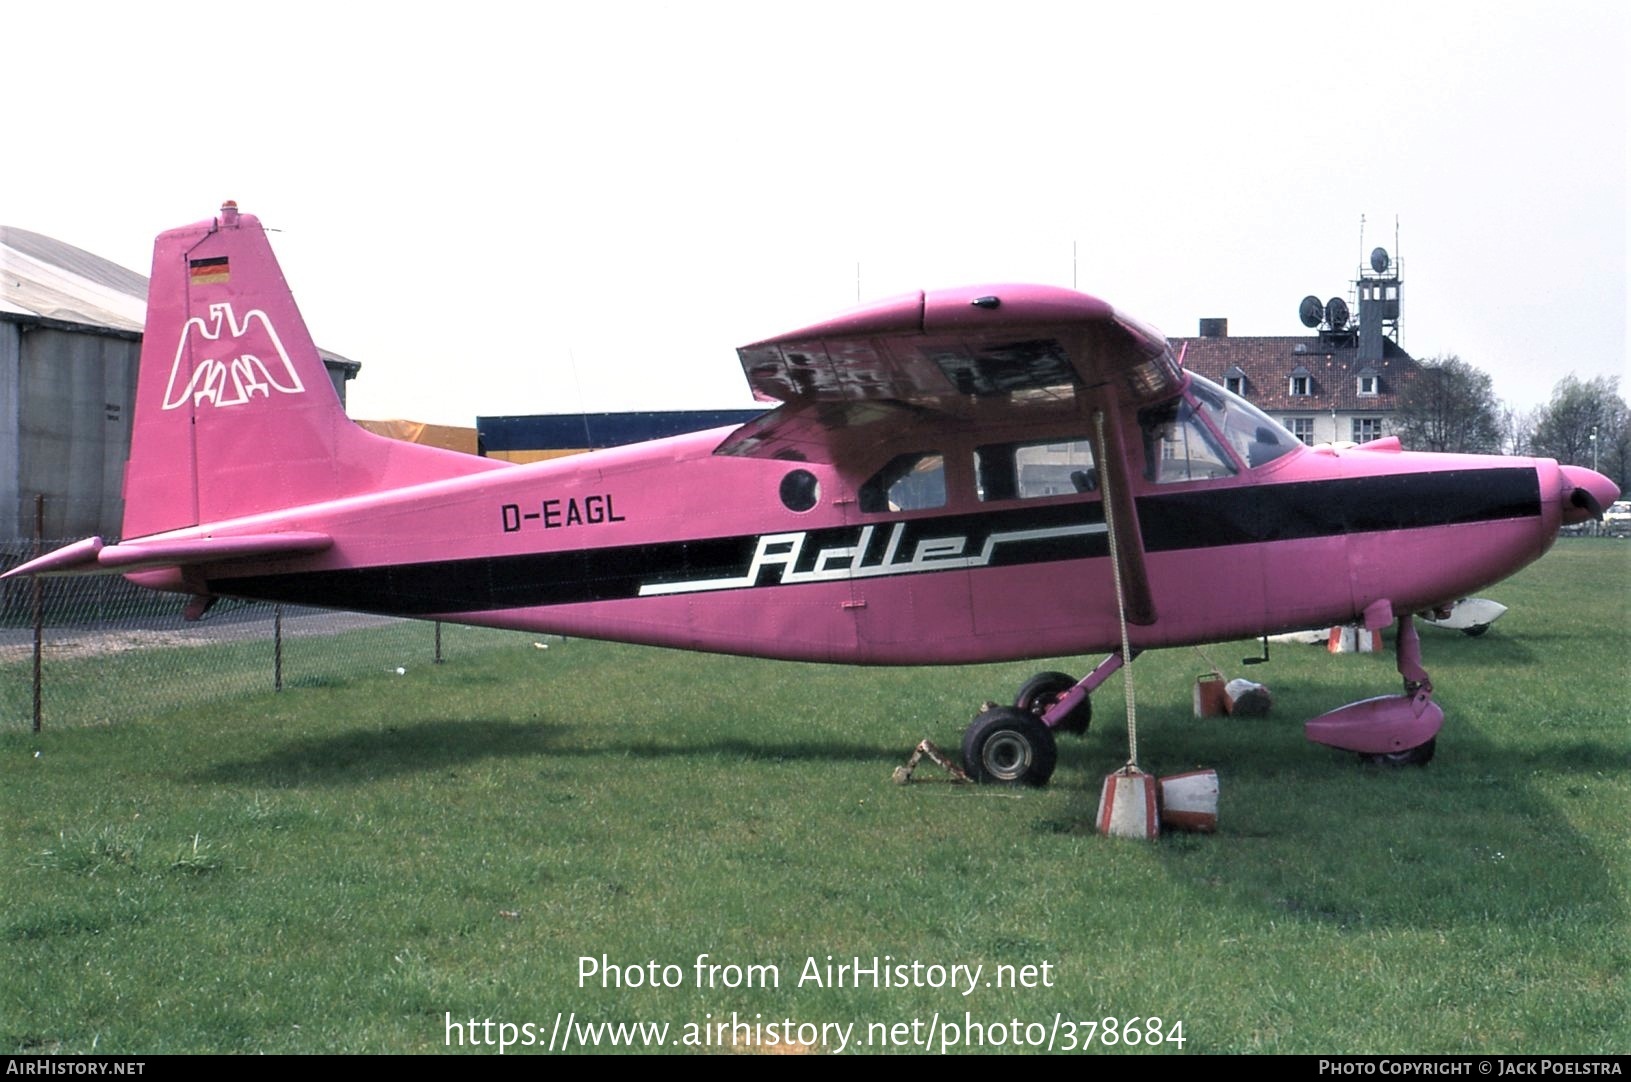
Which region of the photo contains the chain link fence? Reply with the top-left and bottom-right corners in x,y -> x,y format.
2,541 -> 527,731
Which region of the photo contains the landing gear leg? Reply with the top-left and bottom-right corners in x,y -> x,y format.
1015,672 -> 1090,735
1361,615 -> 1438,766
1013,650 -> 1135,737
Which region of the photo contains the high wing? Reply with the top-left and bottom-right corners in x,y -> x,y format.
720,283 -> 1178,625
718,283 -> 1182,464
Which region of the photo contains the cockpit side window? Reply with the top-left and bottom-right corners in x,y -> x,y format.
858,452 -> 947,513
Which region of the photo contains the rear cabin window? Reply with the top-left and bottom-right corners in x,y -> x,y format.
975,439 -> 1098,501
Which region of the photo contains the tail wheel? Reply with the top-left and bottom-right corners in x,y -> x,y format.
1015,671 -> 1091,736
962,706 -> 1058,787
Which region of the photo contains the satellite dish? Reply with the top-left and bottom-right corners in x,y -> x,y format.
1326,297 -> 1350,330
1370,247 -> 1391,274
1298,295 -> 1324,328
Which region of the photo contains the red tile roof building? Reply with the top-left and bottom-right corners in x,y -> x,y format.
1172,326 -> 1422,446
1171,250 -> 1418,446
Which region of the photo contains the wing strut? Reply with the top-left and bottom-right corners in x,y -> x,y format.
1092,406 -> 1155,626
1096,410 -> 1145,767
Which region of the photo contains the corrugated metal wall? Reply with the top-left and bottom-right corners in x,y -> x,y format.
1,323 -> 20,537
5,323 -> 140,539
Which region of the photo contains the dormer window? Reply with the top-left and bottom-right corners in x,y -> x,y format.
1357,372 -> 1379,396
1224,365 -> 1247,396
1289,366 -> 1311,397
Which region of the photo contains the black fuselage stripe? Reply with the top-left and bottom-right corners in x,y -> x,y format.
211,468 -> 1542,615
1140,469 -> 1543,550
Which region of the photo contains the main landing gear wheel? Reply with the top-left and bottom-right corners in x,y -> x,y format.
962,706 -> 1058,787
1014,671 -> 1091,736
1360,737 -> 1437,767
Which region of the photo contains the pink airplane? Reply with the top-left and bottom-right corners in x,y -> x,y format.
5,204 -> 1618,785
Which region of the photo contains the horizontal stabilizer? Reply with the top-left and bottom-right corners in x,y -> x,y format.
0,536 -> 106,577
2,532 -> 332,579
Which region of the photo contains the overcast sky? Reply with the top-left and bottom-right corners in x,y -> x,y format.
7,1 -> 1625,425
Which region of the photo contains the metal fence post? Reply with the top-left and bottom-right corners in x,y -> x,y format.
32,494 -> 44,733
274,605 -> 283,692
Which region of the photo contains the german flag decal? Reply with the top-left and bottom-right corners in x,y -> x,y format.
189,256 -> 230,285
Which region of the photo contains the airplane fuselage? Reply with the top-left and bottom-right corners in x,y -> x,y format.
134,411 -> 1569,666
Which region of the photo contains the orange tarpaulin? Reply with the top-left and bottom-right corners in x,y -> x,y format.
355,419 -> 480,456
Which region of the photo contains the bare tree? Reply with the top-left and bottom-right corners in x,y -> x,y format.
1395,355 -> 1502,454
1498,405 -> 1538,456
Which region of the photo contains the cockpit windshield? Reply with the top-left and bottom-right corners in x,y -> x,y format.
1186,373 -> 1301,469
1139,374 -> 1302,484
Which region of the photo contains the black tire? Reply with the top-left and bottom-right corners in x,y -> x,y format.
1461,625 -> 1489,638
1360,737 -> 1436,767
962,706 -> 1058,786
1014,671 -> 1091,736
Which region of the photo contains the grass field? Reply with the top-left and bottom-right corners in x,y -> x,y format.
3,540 -> 1627,1054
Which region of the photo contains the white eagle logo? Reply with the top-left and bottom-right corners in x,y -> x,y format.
162,302 -> 306,410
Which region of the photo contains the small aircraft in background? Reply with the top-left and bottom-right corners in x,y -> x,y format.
6,204 -> 1617,784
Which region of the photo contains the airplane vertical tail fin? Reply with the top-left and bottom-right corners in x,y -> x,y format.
122,202 -> 502,539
